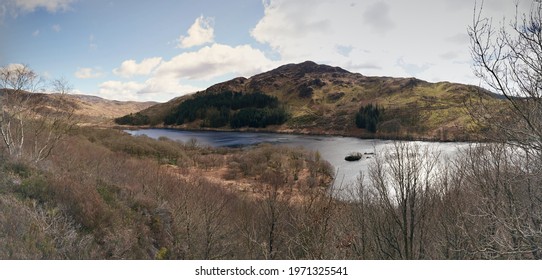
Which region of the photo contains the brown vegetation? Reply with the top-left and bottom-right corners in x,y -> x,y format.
66,95 -> 156,125
2,123 -> 540,259
0,125 -> 340,259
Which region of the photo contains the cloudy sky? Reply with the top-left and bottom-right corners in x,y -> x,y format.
0,0 -> 532,102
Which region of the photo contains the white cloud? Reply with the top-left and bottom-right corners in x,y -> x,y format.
157,43 -> 277,80
100,43 -> 276,101
396,58 -> 431,77
139,75 -> 201,97
75,67 -> 104,79
51,24 -> 61,32
1,0 -> 74,23
251,0 -> 331,61
41,71 -> 51,79
88,34 -> 97,50
362,1 -> 394,34
446,33 -> 470,45
178,15 -> 215,48
0,5 -> 6,22
97,78 -> 201,102
250,0 -> 533,85
0,64 -> 40,89
2,63 -> 26,72
113,57 -> 162,78
32,29 -> 39,36
97,80 -> 145,100
14,0 -> 74,13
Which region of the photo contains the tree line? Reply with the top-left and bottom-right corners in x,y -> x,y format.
115,112 -> 150,126
162,91 -> 288,128
355,104 -> 382,133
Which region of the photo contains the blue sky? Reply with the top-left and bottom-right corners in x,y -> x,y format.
0,0 -> 530,102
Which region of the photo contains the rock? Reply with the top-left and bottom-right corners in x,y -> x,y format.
345,152 -> 362,161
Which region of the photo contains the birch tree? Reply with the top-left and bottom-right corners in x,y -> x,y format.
0,64 -> 75,163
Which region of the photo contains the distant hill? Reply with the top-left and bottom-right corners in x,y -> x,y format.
66,94 -> 157,125
121,61 -> 501,141
0,89 -> 156,125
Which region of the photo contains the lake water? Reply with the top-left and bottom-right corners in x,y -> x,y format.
126,129 -> 466,198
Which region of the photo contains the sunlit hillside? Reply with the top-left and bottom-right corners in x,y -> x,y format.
126,61 -> 503,141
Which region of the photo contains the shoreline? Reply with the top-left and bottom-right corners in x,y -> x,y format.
113,124 -> 485,144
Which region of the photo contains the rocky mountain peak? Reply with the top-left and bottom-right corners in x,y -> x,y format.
266,61 -> 351,78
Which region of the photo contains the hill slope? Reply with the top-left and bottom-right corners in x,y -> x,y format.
128,61 -> 500,141
66,94 -> 157,125
0,89 -> 156,125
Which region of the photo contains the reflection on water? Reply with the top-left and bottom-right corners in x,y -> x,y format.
126,129 -> 465,198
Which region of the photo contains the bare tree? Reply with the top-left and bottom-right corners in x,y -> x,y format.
453,143 -> 542,259
467,1 -> 542,259
0,64 -> 41,159
343,173 -> 378,259
30,76 -> 77,163
368,142 -> 440,259
0,64 -> 75,163
469,1 -> 542,152
260,161 -> 291,260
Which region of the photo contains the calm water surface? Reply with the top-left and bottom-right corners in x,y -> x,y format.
126,129 -> 466,198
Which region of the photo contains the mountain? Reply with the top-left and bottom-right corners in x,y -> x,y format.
0,89 -> 156,125
125,61 -> 500,141
65,94 -> 157,125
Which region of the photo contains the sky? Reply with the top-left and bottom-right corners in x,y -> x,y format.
0,0 -> 533,102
